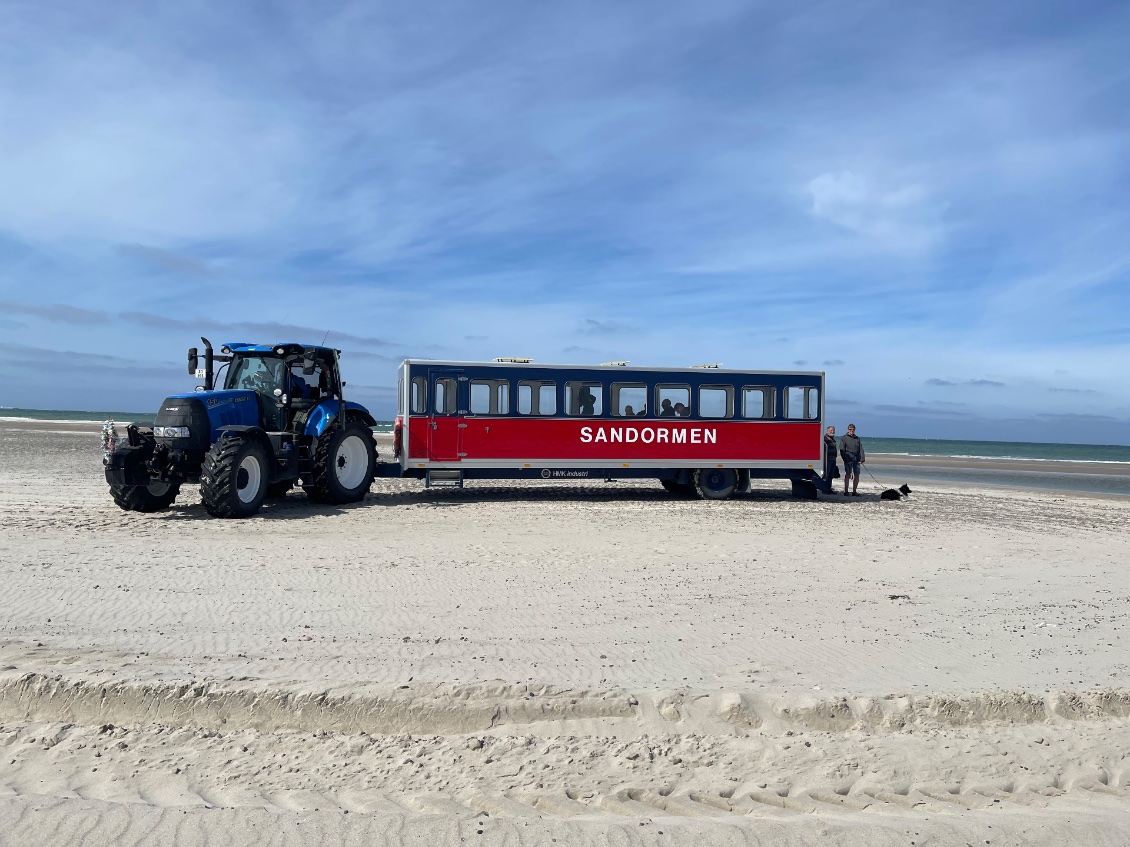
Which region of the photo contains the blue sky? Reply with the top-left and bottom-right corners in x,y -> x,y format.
1,0 -> 1128,443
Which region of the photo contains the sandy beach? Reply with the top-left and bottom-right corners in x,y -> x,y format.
1,419 -> 1129,845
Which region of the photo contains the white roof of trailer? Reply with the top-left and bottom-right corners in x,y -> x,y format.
398,359 -> 825,377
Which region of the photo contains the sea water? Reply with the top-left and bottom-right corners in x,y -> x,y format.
866,437 -> 1130,464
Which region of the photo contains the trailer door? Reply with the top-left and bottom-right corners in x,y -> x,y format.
427,368 -> 464,462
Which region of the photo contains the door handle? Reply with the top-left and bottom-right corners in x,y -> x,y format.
430,421 -> 438,430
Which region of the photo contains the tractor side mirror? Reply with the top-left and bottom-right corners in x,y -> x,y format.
187,347 -> 199,375
302,352 -> 317,376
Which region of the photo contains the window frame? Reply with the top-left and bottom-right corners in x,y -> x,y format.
565,381 -> 604,417
741,385 -> 775,420
698,384 -> 734,419
410,376 -> 428,415
517,379 -> 558,416
610,382 -> 648,417
433,376 -> 459,415
655,383 -> 691,418
469,378 -> 510,416
784,385 -> 819,420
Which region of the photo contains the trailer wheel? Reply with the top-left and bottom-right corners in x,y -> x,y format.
109,479 -> 180,512
200,435 -> 269,518
693,468 -> 738,500
305,422 -> 376,504
661,479 -> 695,497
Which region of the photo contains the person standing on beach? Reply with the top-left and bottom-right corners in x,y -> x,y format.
823,425 -> 838,482
838,423 -> 865,496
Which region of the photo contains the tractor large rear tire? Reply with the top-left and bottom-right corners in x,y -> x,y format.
110,479 -> 180,512
200,435 -> 269,518
305,423 -> 376,505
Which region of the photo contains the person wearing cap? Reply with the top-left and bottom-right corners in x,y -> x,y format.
838,423 -> 865,496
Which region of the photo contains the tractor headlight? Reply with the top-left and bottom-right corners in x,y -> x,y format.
154,426 -> 191,438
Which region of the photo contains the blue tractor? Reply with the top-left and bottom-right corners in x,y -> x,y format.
104,339 -> 378,518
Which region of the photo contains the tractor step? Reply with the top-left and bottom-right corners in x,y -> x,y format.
425,469 -> 464,488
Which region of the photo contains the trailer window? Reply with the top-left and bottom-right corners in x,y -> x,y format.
518,380 -> 557,416
434,377 -> 458,415
699,385 -> 733,418
566,381 -> 602,416
611,383 -> 647,416
470,379 -> 510,415
785,386 -> 819,420
656,384 -> 690,418
742,386 -> 774,419
410,377 -> 427,414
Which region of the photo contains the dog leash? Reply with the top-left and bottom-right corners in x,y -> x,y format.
863,464 -> 891,491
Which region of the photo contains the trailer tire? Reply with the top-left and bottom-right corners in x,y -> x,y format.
661,479 -> 695,497
110,479 -> 180,512
200,435 -> 269,518
693,468 -> 738,500
305,423 -> 376,505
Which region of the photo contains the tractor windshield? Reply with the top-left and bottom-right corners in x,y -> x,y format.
226,355 -> 288,395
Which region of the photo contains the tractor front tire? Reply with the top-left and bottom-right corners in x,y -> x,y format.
110,479 -> 180,512
200,435 -> 270,518
305,423 -> 376,505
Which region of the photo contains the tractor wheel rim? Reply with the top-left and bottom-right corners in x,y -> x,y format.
236,454 -> 262,503
334,434 -> 368,489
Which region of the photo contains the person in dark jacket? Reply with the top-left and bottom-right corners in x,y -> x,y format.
838,423 -> 865,496
823,425 -> 838,482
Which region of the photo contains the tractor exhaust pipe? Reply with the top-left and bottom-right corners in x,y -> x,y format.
200,337 -> 215,391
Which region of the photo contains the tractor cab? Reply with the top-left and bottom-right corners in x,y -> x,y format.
220,343 -> 338,432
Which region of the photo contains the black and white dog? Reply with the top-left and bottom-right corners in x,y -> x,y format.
880,483 -> 914,501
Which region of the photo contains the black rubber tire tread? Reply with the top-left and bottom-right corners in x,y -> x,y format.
693,468 -> 739,500
109,480 -> 180,512
660,479 -> 695,497
266,481 -> 294,499
304,422 -> 376,505
200,435 -> 269,518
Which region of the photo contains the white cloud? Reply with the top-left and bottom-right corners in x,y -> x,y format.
807,171 -> 945,255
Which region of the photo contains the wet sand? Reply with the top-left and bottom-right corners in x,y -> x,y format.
869,452 -> 1130,477
1,419 -> 1129,846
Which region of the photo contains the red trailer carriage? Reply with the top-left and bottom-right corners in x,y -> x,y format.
385,359 -> 830,499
